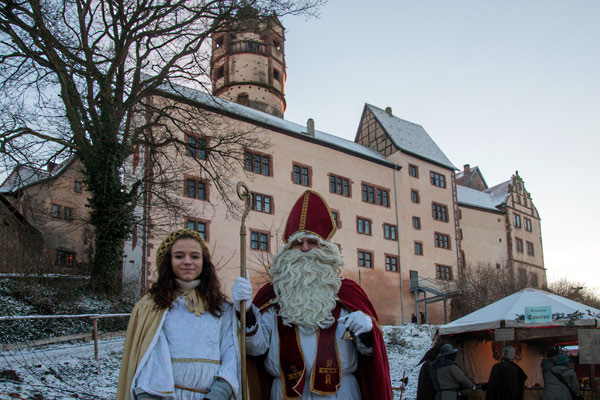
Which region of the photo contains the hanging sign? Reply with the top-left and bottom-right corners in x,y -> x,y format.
494,328 -> 515,341
524,306 -> 552,323
578,329 -> 600,364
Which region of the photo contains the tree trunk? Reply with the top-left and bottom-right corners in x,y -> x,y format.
82,136 -> 135,295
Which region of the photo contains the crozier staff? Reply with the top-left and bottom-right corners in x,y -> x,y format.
117,229 -> 240,400
232,190 -> 393,400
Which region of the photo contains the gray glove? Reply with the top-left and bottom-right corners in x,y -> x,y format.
204,378 -> 233,400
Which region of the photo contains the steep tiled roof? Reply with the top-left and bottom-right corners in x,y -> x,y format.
0,158 -> 74,194
157,83 -> 394,167
457,185 -> 501,211
365,104 -> 457,170
484,180 -> 511,207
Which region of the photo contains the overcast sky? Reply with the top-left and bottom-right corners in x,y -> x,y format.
280,0 -> 600,290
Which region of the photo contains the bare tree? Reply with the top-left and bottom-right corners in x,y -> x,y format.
0,0 -> 325,293
451,263 -> 528,319
547,278 -> 600,309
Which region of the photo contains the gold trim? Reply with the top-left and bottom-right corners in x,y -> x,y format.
299,191 -> 310,231
308,325 -> 342,396
171,357 -> 221,365
174,384 -> 208,394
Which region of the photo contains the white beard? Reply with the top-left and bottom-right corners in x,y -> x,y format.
270,234 -> 344,334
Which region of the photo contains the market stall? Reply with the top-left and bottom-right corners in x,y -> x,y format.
437,288 -> 599,398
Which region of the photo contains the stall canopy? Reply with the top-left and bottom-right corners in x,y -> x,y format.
439,288 -> 600,335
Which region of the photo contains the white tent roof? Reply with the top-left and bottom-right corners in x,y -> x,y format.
439,288 -> 600,335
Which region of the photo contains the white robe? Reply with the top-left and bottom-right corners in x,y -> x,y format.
132,297 -> 240,399
246,306 -> 372,400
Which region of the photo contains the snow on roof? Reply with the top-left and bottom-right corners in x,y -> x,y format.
0,158 -> 74,193
158,82 -> 393,166
366,104 -> 457,170
456,185 -> 501,211
484,179 -> 511,206
439,288 -> 600,335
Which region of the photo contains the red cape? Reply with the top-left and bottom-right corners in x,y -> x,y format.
252,278 -> 393,400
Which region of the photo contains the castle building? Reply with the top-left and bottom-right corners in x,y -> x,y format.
456,165 -> 546,287
0,157 -> 94,271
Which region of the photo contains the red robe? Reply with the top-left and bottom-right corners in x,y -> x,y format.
251,278 -> 393,400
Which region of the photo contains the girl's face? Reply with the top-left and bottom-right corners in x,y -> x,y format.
170,238 -> 204,282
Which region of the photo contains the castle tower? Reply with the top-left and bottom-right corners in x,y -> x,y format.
210,10 -> 286,118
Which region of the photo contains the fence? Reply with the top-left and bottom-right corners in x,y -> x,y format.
0,313 -> 130,359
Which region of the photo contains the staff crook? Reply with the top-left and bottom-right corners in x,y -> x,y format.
236,181 -> 252,400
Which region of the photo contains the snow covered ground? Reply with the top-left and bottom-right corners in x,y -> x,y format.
0,324 -> 436,400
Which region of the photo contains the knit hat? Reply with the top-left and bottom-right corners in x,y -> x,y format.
555,354 -> 569,364
155,228 -> 210,267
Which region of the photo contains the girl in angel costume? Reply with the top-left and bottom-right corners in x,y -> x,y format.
117,229 -> 240,400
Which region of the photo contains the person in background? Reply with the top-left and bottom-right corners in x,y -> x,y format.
416,346 -> 441,400
429,344 -> 475,400
485,346 -> 527,400
116,229 -> 240,400
541,353 -> 580,400
412,314 -> 418,324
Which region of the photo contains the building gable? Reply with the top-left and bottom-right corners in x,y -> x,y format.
356,104 -> 456,171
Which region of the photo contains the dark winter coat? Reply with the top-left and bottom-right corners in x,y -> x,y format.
417,359 -> 436,400
430,357 -> 474,400
541,360 -> 580,400
485,359 -> 528,400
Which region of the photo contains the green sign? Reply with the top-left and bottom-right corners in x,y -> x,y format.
524,306 -> 552,323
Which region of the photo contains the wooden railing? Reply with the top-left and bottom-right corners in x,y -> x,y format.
0,313 -> 130,359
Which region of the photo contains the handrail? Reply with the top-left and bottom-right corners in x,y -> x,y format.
0,313 -> 130,359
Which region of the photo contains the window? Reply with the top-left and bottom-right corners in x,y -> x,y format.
215,66 -> 224,79
214,35 -> 224,48
361,183 -> 390,207
273,68 -> 281,82
329,174 -> 351,197
245,151 -> 271,176
414,241 -> 423,255
432,203 -> 448,222
434,232 -> 451,249
185,178 -> 208,200
186,218 -> 209,240
515,237 -> 524,253
383,223 -> 397,240
251,192 -> 273,214
412,216 -> 421,230
250,230 -> 270,251
526,241 -> 535,256
186,135 -> 207,160
409,164 -> 419,178
430,171 -> 446,188
410,190 -> 420,204
524,217 -> 532,232
458,229 -> 463,240
331,210 -> 342,228
73,181 -> 82,193
357,217 -> 372,235
436,265 -> 453,280
513,214 -> 522,228
56,249 -> 75,266
51,204 -> 62,219
64,207 -> 73,221
358,250 -> 373,268
292,163 -> 311,186
385,255 -> 398,272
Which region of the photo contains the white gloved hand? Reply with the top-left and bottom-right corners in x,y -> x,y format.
338,311 -> 373,336
232,275 -> 253,311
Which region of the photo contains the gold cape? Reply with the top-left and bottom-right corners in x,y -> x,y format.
116,294 -> 167,400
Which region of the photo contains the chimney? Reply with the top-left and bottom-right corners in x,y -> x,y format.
46,161 -> 57,173
307,118 -> 315,137
385,107 -> 392,116
463,164 -> 471,174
